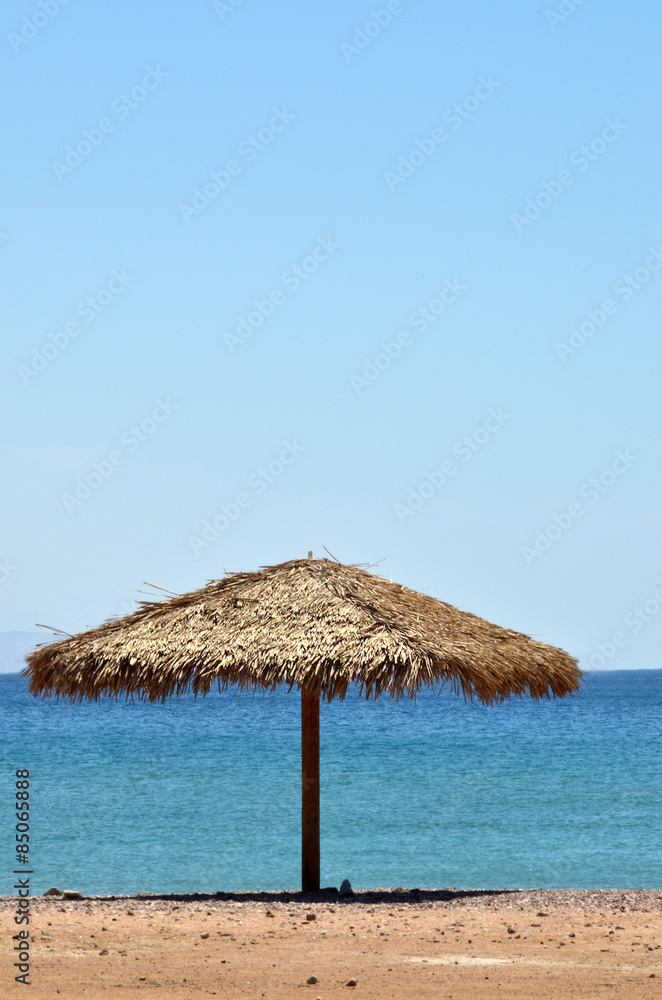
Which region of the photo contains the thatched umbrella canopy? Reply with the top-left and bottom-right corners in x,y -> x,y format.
26,556 -> 580,891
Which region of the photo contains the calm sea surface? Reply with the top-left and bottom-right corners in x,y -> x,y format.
1,670 -> 661,895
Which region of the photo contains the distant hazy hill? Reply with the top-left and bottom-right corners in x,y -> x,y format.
0,631 -> 52,674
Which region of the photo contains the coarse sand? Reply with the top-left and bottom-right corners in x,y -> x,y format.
2,888 -> 661,998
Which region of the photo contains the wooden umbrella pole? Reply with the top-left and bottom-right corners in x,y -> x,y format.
301,552 -> 320,892
302,547 -> 320,893
301,685 -> 320,892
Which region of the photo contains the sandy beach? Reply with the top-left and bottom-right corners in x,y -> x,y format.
3,888 -> 661,998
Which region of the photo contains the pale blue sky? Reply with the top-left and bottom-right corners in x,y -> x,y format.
2,0 -> 661,672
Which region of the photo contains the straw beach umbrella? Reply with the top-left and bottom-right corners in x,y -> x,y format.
26,555 -> 580,892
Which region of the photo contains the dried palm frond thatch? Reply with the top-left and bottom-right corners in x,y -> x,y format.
25,557 -> 580,703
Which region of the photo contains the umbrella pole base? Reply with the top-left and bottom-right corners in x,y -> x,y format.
301,688 -> 320,892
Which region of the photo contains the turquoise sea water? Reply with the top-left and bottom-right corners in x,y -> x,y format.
1,670 -> 661,895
